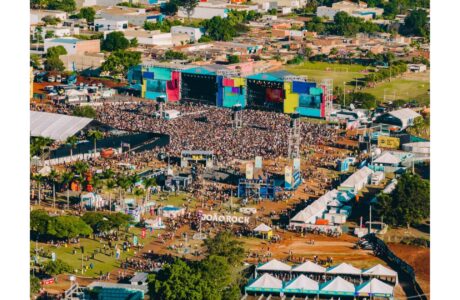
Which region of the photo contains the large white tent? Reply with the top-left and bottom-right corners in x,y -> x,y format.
245,273 -> 283,293
292,261 -> 326,274
320,276 -> 355,296
283,275 -> 319,294
30,111 -> 94,141
362,264 -> 398,277
326,263 -> 362,275
253,223 -> 272,233
256,259 -> 292,272
356,278 -> 394,297
339,166 -> 373,193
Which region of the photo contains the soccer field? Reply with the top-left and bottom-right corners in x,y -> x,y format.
285,62 -> 430,104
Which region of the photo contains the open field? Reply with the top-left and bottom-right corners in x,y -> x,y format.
285,62 -> 430,104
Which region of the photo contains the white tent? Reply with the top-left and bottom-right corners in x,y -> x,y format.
292,261 -> 326,274
327,263 -> 362,275
30,111 -> 93,141
356,278 -> 394,296
284,275 -> 319,292
373,152 -> 401,165
246,273 -> 283,290
362,264 -> 398,277
253,223 -> 272,233
257,259 -> 292,272
320,276 -> 355,294
339,166 -> 373,193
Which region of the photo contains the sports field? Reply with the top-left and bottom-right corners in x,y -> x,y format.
285,62 -> 430,104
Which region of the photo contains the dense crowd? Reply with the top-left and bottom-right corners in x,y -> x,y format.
96,102 -> 338,164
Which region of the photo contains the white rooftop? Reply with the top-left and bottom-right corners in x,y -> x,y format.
320,276 -> 355,293
30,111 -> 93,141
356,278 -> 394,295
257,259 -> 291,272
388,108 -> 421,121
253,223 -> 272,232
284,274 -> 319,291
373,152 -> 401,165
327,263 -> 362,275
248,273 -> 283,289
292,261 -> 326,274
362,264 -> 398,277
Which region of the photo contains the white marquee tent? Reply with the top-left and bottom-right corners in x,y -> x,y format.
30,111 -> 94,141
256,259 -> 292,272
253,223 -> 272,233
320,276 -> 355,295
326,263 -> 362,275
245,273 -> 283,293
292,261 -> 326,274
356,278 -> 394,296
283,275 -> 319,293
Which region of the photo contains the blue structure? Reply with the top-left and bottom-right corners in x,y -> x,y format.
237,178 -> 278,200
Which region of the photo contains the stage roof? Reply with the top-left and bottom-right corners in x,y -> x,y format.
30,111 -> 93,141
246,70 -> 293,82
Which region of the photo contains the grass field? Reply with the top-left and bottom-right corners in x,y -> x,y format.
285,62 -> 430,104
31,227 -> 164,277
361,77 -> 430,105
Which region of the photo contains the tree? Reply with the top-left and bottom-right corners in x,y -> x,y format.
130,37 -> 139,48
46,46 -> 67,58
161,2 -> 179,16
227,55 -> 240,64
31,210 -> 51,235
375,173 -> 430,228
150,259 -> 204,300
106,179 -> 116,211
30,136 -> 53,157
176,0 -> 199,19
101,50 -> 141,77
47,215 -> 93,239
47,0 -> 76,13
117,175 -> 131,207
204,231 -> 245,265
202,17 -> 236,41
106,212 -> 132,230
60,171 -> 74,209
82,212 -> 112,233
143,177 -> 157,205
30,276 -> 41,295
349,92 -> 378,109
79,7 -> 96,23
73,105 -> 97,118
42,259 -> 73,276
164,50 -> 187,60
86,130 -> 104,159
102,31 -> 130,52
48,169 -> 60,208
44,56 -> 65,71
30,54 -> 41,69
42,16 -> 61,26
400,9 -> 429,38
66,136 -> 79,159
32,174 -> 45,206
198,255 -> 234,298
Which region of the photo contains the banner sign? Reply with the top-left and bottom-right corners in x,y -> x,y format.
293,158 -> 301,170
246,163 -> 254,179
378,136 -> 400,149
201,213 -> 250,224
255,156 -> 263,169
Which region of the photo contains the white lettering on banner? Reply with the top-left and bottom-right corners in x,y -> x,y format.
201,214 -> 250,224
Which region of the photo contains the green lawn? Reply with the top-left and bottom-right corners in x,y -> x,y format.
285,61 -> 369,90
285,61 -> 430,105
361,78 -> 430,105
31,227 -> 164,277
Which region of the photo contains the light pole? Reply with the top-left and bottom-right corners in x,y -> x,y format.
343,81 -> 346,107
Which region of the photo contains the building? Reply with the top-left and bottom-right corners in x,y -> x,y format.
317,0 -> 383,20
99,6 -> 164,27
60,52 -> 105,71
407,63 -> 427,73
123,29 -> 190,47
375,108 -> 422,131
30,10 -> 67,25
171,26 -> 204,42
43,26 -> 80,38
44,38 -> 101,55
338,166 -> 373,194
177,3 -> 229,19
94,19 -> 128,32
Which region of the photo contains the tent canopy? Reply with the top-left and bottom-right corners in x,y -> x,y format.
362,264 -> 398,277
356,278 -> 394,296
292,261 -> 326,274
253,223 -> 272,232
284,275 -> 319,292
373,152 -> 401,165
257,259 -> 291,272
246,273 -> 283,291
327,263 -> 362,275
320,276 -> 355,294
30,111 -> 93,141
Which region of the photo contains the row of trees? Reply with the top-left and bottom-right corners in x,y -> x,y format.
363,61 -> 407,83
31,0 -> 77,13
305,13 -> 382,37
149,231 -> 245,300
31,209 -> 132,240
375,173 -> 430,228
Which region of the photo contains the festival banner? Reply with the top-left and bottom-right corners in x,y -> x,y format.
246,163 -> 254,179
378,136 -> 400,149
255,156 -> 263,169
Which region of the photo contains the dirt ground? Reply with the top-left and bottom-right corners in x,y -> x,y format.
388,243 -> 430,299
